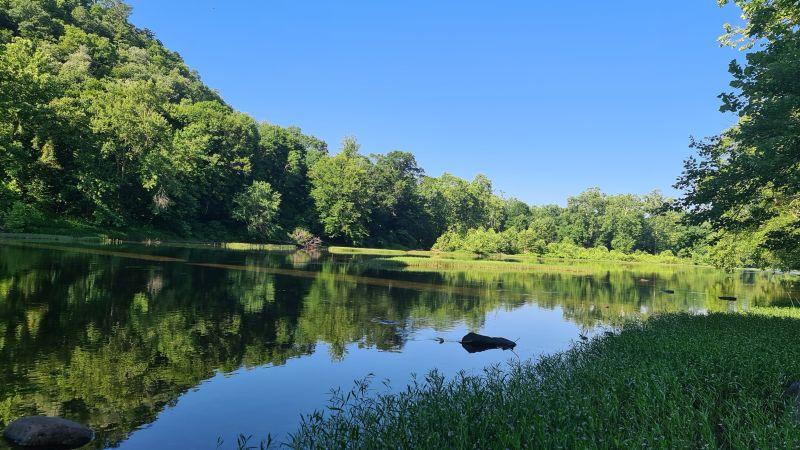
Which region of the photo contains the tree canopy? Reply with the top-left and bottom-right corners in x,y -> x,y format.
677,0 -> 800,269
1,0 -> 795,269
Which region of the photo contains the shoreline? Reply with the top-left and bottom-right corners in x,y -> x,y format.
279,308 -> 800,449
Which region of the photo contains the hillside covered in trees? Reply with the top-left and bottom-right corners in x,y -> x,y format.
0,0 -> 796,270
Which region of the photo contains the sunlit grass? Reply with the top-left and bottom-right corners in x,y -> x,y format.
327,246 -> 413,256
327,246 -> 479,259
218,242 -> 295,252
331,245 -> 705,269
277,308 -> 800,449
367,256 -> 594,273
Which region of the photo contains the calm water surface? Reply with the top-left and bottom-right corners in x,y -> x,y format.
0,240 -> 796,449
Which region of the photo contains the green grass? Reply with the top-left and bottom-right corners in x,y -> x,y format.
327,246 -> 480,259
0,232 -> 105,243
276,309 -> 800,449
367,256 -> 595,273
331,245 -> 703,270
327,246 -> 411,256
217,242 -> 296,252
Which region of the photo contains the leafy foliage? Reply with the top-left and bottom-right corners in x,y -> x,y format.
232,181 -> 281,239
289,227 -> 321,250
677,0 -> 800,269
433,189 -> 710,262
0,0 -> 791,270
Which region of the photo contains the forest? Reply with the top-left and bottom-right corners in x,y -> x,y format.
0,0 -> 797,270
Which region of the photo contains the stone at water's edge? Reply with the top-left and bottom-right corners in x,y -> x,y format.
3,416 -> 93,448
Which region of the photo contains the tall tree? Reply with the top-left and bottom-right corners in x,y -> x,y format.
562,188 -> 607,247
368,151 -> 429,247
677,0 -> 800,269
308,137 -> 373,245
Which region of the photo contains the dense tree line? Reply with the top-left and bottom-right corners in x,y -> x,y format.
0,0 -> 506,249
0,0 -> 796,269
0,0 -> 325,239
432,189 -> 715,263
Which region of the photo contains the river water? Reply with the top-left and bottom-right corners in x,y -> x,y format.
0,240 -> 795,448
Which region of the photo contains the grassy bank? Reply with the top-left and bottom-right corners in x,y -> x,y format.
365,256 -> 598,273
277,309 -> 800,449
363,254 -> 707,274
329,244 -> 701,269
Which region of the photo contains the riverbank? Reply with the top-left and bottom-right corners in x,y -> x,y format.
329,245 -> 705,271
278,308 -> 800,449
0,216 -> 250,243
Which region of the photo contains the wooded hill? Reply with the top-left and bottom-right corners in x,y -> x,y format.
0,0 -> 797,270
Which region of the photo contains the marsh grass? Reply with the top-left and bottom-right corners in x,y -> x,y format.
218,242 -> 296,252
367,256 -> 595,274
281,310 -> 800,449
329,244 -> 702,267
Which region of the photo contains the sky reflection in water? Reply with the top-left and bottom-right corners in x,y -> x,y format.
0,241 -> 795,448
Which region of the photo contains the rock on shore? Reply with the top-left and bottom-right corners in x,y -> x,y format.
3,416 -> 93,448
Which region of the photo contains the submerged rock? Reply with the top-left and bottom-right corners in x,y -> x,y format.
460,332 -> 516,353
3,416 -> 93,449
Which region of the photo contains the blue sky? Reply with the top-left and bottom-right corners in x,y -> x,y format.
127,1 -> 744,205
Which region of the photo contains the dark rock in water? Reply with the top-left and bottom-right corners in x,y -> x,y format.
3,416 -> 93,448
718,296 -> 737,301
460,332 -> 516,353
660,289 -> 675,294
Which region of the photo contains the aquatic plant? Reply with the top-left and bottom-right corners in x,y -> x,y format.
283,310 -> 800,449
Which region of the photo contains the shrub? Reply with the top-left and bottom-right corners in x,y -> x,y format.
1,202 -> 46,232
290,227 -> 322,250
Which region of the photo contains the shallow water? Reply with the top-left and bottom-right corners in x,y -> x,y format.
0,240 -> 796,448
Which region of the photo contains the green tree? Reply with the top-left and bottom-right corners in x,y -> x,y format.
368,151 -> 429,247
255,123 -> 317,229
232,181 -> 281,238
677,0 -> 800,269
600,194 -> 644,252
418,173 -> 496,235
529,205 -> 562,243
308,137 -> 373,245
562,188 -> 607,247
504,198 -> 531,230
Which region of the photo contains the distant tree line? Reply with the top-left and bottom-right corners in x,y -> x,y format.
0,0 -> 796,269
433,189 -> 710,260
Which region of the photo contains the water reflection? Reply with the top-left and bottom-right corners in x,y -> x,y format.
0,242 -> 796,448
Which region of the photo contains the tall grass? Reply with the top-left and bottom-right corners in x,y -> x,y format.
280,310 -> 800,449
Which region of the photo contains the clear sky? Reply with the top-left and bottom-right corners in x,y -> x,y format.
127,1 -> 744,206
